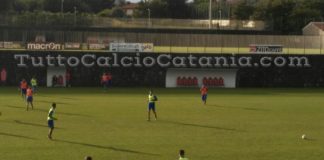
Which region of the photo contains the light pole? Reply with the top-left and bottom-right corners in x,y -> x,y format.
147,9 -> 151,27
209,0 -> 212,29
219,0 -> 222,28
74,6 -> 77,26
61,0 -> 64,16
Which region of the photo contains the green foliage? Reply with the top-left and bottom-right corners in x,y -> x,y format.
0,0 -> 13,12
136,0 -> 189,19
98,8 -> 113,17
233,1 -> 255,20
227,0 -> 324,33
111,7 -> 125,18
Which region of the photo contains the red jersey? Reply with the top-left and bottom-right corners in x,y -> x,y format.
102,75 -> 109,82
200,86 -> 208,95
1,68 -> 7,82
107,74 -> 112,80
20,81 -> 28,89
65,72 -> 71,81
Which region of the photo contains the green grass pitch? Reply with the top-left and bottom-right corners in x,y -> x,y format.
0,87 -> 324,160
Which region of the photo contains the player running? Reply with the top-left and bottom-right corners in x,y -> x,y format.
47,103 -> 57,140
147,90 -> 158,121
30,77 -> 37,93
20,79 -> 28,100
200,85 -> 208,105
26,87 -> 34,111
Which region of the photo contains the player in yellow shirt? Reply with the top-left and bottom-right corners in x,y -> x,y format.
30,77 -> 37,93
47,103 -> 57,140
147,90 -> 158,121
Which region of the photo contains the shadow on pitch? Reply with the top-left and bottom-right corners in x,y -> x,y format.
14,120 -> 63,129
53,139 -> 160,156
3,105 -> 90,117
208,104 -> 270,112
37,100 -> 71,105
0,132 -> 36,140
37,95 -> 78,100
160,120 -> 244,132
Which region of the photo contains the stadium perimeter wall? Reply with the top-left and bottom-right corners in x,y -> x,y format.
0,50 -> 324,88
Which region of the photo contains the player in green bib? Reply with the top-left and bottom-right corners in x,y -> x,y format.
30,77 -> 37,93
47,103 -> 57,140
147,90 -> 158,121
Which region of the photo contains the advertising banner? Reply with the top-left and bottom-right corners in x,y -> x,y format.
250,44 -> 283,54
110,43 -> 154,52
65,43 -> 81,50
88,43 -> 108,50
27,42 -> 63,50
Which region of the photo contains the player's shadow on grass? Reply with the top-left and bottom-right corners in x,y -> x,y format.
3,105 -> 90,117
37,100 -> 71,105
209,104 -> 270,112
0,132 -> 36,140
37,95 -> 78,100
53,139 -> 160,156
160,120 -> 244,132
14,120 -> 63,129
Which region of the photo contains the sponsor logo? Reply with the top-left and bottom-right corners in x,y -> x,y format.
65,43 -> 81,49
88,44 -> 107,50
27,43 -> 62,50
110,43 -> 154,52
250,44 -> 283,54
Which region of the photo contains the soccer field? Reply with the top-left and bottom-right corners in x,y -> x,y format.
0,87 -> 323,160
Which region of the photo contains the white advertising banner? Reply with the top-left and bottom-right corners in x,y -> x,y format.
110,43 -> 154,52
165,68 -> 237,88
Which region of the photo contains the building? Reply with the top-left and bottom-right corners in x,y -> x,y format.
303,22 -> 324,36
121,3 -> 138,17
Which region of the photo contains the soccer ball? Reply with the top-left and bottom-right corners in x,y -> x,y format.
301,134 -> 306,140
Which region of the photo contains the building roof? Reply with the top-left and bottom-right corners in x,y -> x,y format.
304,22 -> 324,31
122,3 -> 138,10
313,22 -> 324,31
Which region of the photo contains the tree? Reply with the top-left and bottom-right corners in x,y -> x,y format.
111,7 -> 125,18
164,0 -> 189,19
84,0 -> 114,13
253,0 -> 297,33
253,0 -> 323,34
136,0 -> 190,19
98,8 -> 112,17
135,0 -> 168,18
0,0 -> 12,13
233,0 -> 255,20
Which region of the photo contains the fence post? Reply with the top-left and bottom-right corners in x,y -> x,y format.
321,36 -> 323,55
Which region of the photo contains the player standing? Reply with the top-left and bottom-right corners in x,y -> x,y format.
47,103 -> 57,140
26,87 -> 34,111
101,73 -> 109,91
147,90 -> 158,121
200,85 -> 208,105
20,79 -> 28,100
30,77 -> 37,93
